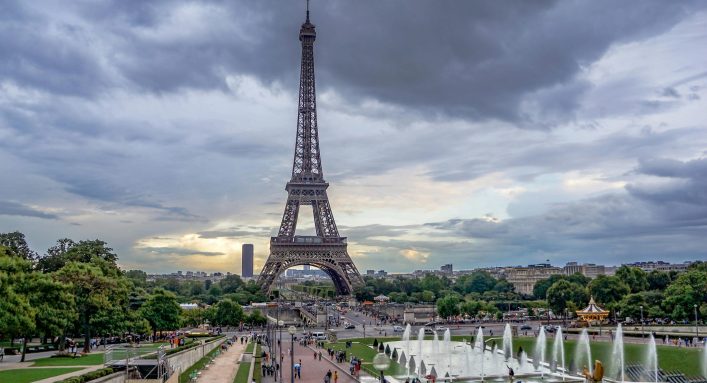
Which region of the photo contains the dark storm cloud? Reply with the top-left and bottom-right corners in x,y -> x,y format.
0,200 -> 58,220
3,1 -> 703,122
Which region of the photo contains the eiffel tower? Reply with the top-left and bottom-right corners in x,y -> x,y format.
257,3 -> 363,296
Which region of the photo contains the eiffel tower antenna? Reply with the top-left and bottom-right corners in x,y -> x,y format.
257,1 -> 363,296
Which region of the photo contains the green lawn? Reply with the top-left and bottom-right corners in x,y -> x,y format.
233,359 -> 251,383
511,337 -> 703,377
31,352 -> 104,366
253,344 -> 262,383
0,368 -> 83,383
325,338 -> 407,378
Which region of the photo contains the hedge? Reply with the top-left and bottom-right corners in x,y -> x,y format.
56,368 -> 115,383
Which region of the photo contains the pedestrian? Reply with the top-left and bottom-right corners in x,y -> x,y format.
314,351 -> 317,360
0,346 -> 4,361
334,370 -> 338,383
319,351 -> 322,361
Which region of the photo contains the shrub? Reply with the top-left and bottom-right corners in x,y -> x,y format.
57,368 -> 115,383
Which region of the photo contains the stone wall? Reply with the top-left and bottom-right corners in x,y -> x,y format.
167,337 -> 226,376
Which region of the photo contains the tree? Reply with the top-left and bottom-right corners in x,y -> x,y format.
0,231 -> 38,261
38,239 -> 118,273
436,294 -> 460,319
182,308 -> 207,327
616,266 -> 649,293
547,280 -> 588,314
25,273 -> 76,355
662,269 -> 707,321
213,299 -> 244,327
219,275 -> 245,294
493,279 -> 515,293
141,289 -> 182,339
37,239 -> 76,272
125,270 -> 147,288
455,271 -> 496,294
647,271 -> 671,291
460,300 -> 483,318
532,275 -> 566,299
421,290 -> 436,303
246,310 -> 267,326
566,273 -> 591,287
55,261 -> 117,353
0,248 -> 35,352
588,275 -> 630,305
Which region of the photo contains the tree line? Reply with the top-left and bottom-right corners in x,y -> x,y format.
0,231 -> 265,361
537,263 -> 706,322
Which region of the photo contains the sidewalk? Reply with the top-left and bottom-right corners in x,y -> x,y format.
263,340 -> 361,383
197,341 -> 247,383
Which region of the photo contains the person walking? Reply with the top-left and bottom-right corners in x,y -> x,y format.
334,370 -> 338,383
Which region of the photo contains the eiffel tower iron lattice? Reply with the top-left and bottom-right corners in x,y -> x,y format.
257,4 -> 363,296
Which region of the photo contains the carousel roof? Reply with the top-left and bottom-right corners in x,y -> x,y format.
577,296 -> 608,314
374,294 -> 389,301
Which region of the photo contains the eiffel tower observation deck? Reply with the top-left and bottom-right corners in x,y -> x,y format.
258,2 -> 363,296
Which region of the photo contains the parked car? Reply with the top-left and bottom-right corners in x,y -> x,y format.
393,325 -> 404,333
520,324 -> 532,331
424,328 -> 436,335
345,324 -> 356,330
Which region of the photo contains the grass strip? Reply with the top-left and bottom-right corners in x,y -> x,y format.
32,353 -> 104,367
0,367 -> 83,383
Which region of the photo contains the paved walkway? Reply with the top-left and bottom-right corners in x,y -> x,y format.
197,341 -> 247,383
262,340 -> 362,383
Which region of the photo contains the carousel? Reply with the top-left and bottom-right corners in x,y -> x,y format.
576,296 -> 609,324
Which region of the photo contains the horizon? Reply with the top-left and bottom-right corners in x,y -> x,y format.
2,1 -> 707,274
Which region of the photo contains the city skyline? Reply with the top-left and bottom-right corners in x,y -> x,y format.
2,1 -> 707,274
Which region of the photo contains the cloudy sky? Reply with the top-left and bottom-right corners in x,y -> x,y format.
2,1 -> 706,274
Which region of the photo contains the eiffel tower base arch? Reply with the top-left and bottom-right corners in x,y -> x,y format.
258,241 -> 362,296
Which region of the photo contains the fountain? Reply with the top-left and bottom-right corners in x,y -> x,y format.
476,327 -> 485,380
575,328 -> 593,375
534,326 -> 547,372
418,327 -> 425,361
645,332 -> 658,383
433,330 -> 440,355
552,326 -> 566,379
403,324 -> 411,357
610,323 -> 625,382
444,328 -> 452,375
503,323 -> 514,361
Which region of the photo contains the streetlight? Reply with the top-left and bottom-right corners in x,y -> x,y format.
373,352 -> 391,383
694,304 -> 699,339
288,326 -> 296,383
278,320 -> 284,382
639,306 -> 644,338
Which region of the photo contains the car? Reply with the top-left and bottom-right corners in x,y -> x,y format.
520,324 -> 532,331
393,325 -> 404,333
545,325 -> 556,333
345,324 -> 356,329
424,328 -> 436,335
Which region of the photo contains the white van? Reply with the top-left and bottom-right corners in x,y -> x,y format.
312,331 -> 327,340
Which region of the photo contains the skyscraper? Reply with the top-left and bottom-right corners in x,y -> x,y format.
242,244 -> 254,278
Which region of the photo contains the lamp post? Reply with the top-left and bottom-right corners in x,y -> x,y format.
373,352 -> 391,383
278,320 -> 284,382
694,304 -> 699,339
639,306 -> 644,338
288,326 -> 296,383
